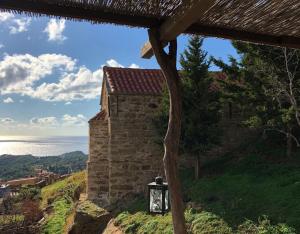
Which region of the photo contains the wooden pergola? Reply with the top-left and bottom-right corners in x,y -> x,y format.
2,1 -> 300,233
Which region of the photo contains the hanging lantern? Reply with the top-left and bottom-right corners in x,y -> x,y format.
148,176 -> 169,215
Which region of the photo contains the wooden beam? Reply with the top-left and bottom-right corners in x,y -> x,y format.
141,41 -> 168,59
141,0 -> 216,58
159,0 -> 216,42
141,42 -> 153,60
186,24 -> 300,49
142,24 -> 300,59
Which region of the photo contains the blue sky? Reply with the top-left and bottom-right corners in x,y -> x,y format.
0,13 -> 238,136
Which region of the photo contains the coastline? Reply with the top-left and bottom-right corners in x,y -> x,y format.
0,136 -> 88,156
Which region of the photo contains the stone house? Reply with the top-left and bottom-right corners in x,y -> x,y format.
87,67 -> 247,206
87,67 -> 166,206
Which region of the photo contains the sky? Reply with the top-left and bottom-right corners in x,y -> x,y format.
0,12 -> 238,136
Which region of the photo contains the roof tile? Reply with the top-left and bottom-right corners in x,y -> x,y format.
103,66 -> 226,95
89,110 -> 106,123
104,66 -> 165,95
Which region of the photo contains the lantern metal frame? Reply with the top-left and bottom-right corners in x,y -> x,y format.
147,177 -> 170,215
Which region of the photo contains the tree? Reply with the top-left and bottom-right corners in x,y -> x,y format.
154,36 -> 222,178
149,29 -> 187,234
213,42 -> 300,157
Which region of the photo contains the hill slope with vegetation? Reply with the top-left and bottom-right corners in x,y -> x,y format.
0,151 -> 87,180
114,140 -> 300,234
41,171 -> 86,234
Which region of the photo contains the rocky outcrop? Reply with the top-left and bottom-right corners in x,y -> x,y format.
69,200 -> 111,234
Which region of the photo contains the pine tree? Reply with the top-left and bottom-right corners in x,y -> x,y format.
154,36 -> 222,178
213,42 -> 300,157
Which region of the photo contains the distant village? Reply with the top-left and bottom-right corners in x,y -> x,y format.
0,169 -> 70,199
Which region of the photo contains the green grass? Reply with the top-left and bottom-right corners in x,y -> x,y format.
115,140 -> 300,233
0,215 -> 24,225
42,198 -> 73,234
115,211 -> 174,234
41,171 -> 86,234
41,170 -> 86,208
182,153 -> 300,230
115,210 -> 295,234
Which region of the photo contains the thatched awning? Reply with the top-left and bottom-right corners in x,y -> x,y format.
1,0 -> 300,50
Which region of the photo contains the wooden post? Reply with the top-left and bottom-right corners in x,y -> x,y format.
148,28 -> 187,234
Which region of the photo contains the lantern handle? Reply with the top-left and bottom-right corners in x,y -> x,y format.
155,176 -> 163,185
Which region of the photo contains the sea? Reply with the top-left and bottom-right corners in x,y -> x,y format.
0,136 -> 88,156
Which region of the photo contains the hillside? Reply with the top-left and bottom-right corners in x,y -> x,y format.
114,140 -> 300,233
30,139 -> 300,234
0,151 -> 88,180
41,171 -> 86,234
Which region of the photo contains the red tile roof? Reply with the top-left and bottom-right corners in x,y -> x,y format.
89,110 -> 106,123
103,66 -> 227,95
103,66 -> 165,95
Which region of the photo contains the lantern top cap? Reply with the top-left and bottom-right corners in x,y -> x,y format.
155,176 -> 163,185
148,182 -> 168,186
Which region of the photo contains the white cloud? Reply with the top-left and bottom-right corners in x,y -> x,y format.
0,54 -> 138,102
62,114 -> 86,126
104,59 -> 138,69
0,117 -> 14,124
0,12 -> 14,22
129,63 -> 140,69
0,44 -> 4,49
29,114 -> 86,128
0,115 -> 87,135
44,19 -> 67,42
0,53 -> 76,94
30,116 -> 58,127
106,59 -> 123,68
19,99 -> 24,103
33,66 -> 103,101
0,13 -> 31,34
9,18 -> 31,34
65,102 -> 72,105
3,97 -> 14,103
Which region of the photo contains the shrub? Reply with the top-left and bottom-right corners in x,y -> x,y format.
21,199 -> 43,224
18,186 -> 41,201
41,171 -> 86,234
115,212 -> 173,234
41,171 -> 86,208
238,217 -> 296,234
189,211 -> 233,234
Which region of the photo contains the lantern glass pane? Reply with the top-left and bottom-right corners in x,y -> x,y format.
150,188 -> 162,213
165,189 -> 169,210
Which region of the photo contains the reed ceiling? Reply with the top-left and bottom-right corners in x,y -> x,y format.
1,0 -> 300,48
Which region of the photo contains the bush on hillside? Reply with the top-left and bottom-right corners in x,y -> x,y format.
115,211 -> 173,234
115,210 -> 296,234
41,171 -> 86,208
238,217 -> 296,234
186,210 -> 233,234
18,186 -> 41,201
41,171 -> 86,234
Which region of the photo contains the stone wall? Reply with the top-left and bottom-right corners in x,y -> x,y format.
87,116 -> 109,205
87,85 -> 252,205
108,94 -> 164,203
88,91 -> 165,205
